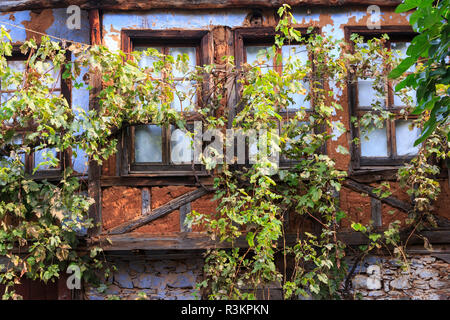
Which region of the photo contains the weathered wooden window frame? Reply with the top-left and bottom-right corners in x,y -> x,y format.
120,30 -> 212,176
1,46 -> 74,180
233,27 -> 325,168
345,26 -> 419,169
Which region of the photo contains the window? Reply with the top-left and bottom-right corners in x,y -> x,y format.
0,49 -> 74,178
234,28 -> 321,167
235,27 -> 313,114
120,30 -> 212,175
346,27 -> 420,167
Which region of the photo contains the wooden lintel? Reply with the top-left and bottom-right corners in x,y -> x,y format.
0,0 -> 403,12
343,179 -> 412,213
106,187 -> 211,235
100,175 -> 214,187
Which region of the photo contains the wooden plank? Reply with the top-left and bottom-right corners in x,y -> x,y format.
88,229 -> 450,251
106,188 -> 210,235
338,230 -> 450,246
371,198 -> 382,227
0,1 -> 403,12
141,187 -> 151,215
343,179 -> 412,213
100,175 -> 214,187
89,232 -> 300,251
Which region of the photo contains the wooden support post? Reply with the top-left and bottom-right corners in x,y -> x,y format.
180,202 -> 192,232
87,9 -> 102,236
142,187 -> 151,215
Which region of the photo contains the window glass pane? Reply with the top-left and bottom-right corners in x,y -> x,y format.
282,121 -> 310,161
282,45 -> 310,110
35,60 -> 61,89
1,135 -> 25,166
1,92 -> 13,104
169,47 -> 197,77
34,147 -> 58,170
360,126 -> 388,157
72,145 -> 89,174
282,45 -> 308,66
395,120 -> 421,156
393,84 -> 416,107
391,42 -> 415,72
135,46 -> 163,77
356,42 -> 384,67
245,46 -> 272,73
357,78 -> 385,108
4,60 -> 26,90
170,126 -> 193,164
134,125 -> 163,163
287,80 -> 311,110
172,81 -> 196,112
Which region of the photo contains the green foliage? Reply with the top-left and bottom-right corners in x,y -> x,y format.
0,4 -> 447,300
390,0 -> 450,145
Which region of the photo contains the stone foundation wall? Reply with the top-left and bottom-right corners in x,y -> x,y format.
346,255 -> 450,300
85,254 -> 449,300
85,256 -> 204,300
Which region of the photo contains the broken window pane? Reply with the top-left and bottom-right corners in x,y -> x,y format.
357,78 -> 385,108
134,124 -> 163,163
360,125 -> 388,157
170,126 -> 193,164
395,120 -> 421,156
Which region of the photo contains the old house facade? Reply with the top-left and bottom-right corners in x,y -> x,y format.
0,1 -> 448,300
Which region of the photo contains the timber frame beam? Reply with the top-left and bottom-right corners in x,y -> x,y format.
88,229 -> 450,251
0,0 -> 403,12
105,187 -> 211,235
343,178 -> 412,213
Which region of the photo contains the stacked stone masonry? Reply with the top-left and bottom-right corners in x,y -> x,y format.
347,255 -> 449,300
85,257 -> 204,300
85,254 -> 449,300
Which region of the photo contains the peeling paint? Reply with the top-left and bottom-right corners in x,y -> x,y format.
0,9 -> 90,172
331,120 -> 346,141
102,9 -> 250,51
1,9 -> 90,44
